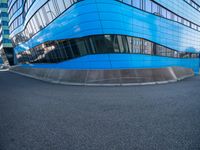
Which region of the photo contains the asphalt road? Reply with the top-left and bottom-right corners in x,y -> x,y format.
0,71 -> 200,150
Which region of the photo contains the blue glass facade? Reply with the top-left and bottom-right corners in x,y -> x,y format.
8,0 -> 200,74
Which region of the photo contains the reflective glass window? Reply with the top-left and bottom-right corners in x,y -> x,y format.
133,0 -> 141,8
123,0 -> 132,5
144,0 -> 152,13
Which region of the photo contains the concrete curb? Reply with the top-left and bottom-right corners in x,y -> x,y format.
9,68 -> 192,86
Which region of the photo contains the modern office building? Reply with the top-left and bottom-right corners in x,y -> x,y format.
8,0 -> 200,78
0,0 -> 14,66
0,55 -> 2,64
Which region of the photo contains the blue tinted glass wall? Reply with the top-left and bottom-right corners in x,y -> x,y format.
7,0 -> 200,73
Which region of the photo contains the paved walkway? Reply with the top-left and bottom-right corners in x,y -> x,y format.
0,71 -> 200,150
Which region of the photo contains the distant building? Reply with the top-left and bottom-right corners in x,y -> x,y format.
0,55 -> 2,64
0,0 -> 14,66
7,0 -> 200,74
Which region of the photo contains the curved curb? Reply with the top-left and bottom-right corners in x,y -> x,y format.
9,69 -> 192,86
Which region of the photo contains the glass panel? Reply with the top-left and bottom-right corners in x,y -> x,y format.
144,0 -> 152,13
63,0 -> 72,8
38,9 -> 47,26
111,35 -> 120,53
56,0 -> 66,13
44,3 -> 54,22
75,39 -> 88,56
152,2 -> 158,14
48,0 -> 58,18
161,7 -> 167,18
133,38 -> 141,53
123,0 -> 132,5
133,0 -> 141,8
143,40 -> 152,54
36,12 -> 44,29
116,35 -> 124,53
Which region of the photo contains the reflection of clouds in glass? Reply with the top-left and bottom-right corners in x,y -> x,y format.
74,26 -> 81,32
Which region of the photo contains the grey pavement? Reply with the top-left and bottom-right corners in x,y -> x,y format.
0,71 -> 200,150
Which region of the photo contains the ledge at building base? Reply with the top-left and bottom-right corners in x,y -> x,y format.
10,66 -> 194,86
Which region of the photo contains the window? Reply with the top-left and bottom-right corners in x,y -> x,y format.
75,39 -> 88,56
166,10 -> 171,19
123,0 -> 132,5
161,7 -> 167,18
36,12 -> 45,29
32,16 -> 40,32
143,40 -> 152,54
110,35 -> 120,53
48,0 -> 58,19
144,0 -> 152,13
132,38 -> 142,53
38,9 -> 47,26
63,0 -> 72,8
27,24 -> 33,37
56,0 -> 66,13
15,34 -> 199,64
41,7 -> 50,25
173,14 -> 178,21
133,0 -> 141,9
3,30 -> 10,34
127,36 -> 133,53
30,19 -> 36,33
92,35 -> 114,53
152,2 -> 158,14
177,16 -> 182,23
44,4 -> 54,22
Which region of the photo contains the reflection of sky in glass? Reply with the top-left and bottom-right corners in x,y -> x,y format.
154,0 -> 200,52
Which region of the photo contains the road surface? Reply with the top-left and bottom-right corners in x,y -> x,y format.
0,71 -> 200,150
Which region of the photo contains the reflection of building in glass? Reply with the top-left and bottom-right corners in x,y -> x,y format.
0,0 -> 14,66
8,0 -> 200,73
